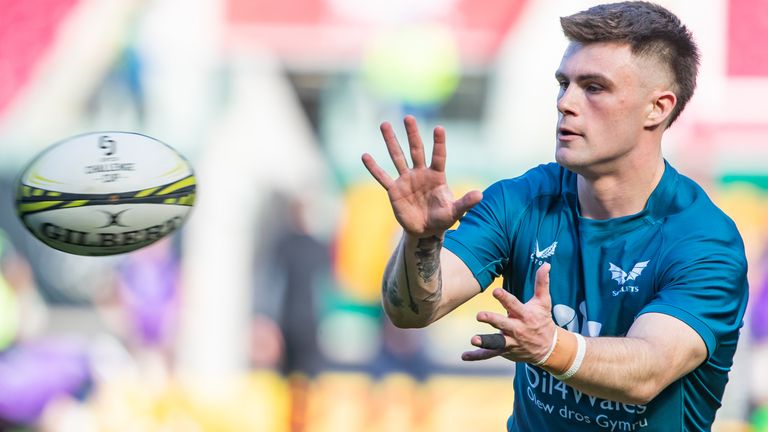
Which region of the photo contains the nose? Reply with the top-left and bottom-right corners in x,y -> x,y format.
557,85 -> 577,116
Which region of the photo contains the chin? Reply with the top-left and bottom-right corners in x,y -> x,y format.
555,148 -> 581,169
555,150 -> 595,177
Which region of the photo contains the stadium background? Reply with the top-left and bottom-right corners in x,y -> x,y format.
0,0 -> 766,430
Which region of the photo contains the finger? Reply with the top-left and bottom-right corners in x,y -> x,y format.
430,126 -> 446,172
475,333 -> 506,350
404,115 -> 427,168
361,153 -> 394,190
476,310 -> 516,334
380,122 -> 409,175
493,288 -> 526,318
452,190 -> 483,220
533,262 -> 552,305
461,348 -> 502,362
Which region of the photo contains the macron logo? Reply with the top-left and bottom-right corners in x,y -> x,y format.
608,260 -> 649,296
531,240 -> 557,266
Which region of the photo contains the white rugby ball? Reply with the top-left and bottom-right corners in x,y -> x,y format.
15,132 -> 196,256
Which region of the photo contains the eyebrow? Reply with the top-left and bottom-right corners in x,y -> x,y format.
555,71 -> 615,87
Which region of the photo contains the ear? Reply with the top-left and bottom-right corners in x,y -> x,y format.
645,91 -> 677,128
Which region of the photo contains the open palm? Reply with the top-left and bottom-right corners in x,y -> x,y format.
362,116 -> 482,237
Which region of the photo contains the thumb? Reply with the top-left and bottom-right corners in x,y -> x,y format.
452,190 -> 483,220
532,263 -> 552,306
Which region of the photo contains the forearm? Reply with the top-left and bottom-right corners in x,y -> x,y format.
466,268 -> 707,405
382,233 -> 445,328
540,313 -> 705,405
546,336 -> 659,405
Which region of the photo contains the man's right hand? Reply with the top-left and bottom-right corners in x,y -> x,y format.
361,115 -> 482,237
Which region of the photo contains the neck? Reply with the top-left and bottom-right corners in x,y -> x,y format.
577,157 -> 666,220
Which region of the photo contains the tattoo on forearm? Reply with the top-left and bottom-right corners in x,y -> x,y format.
420,267 -> 443,304
383,236 -> 443,315
383,278 -> 404,308
402,251 -> 420,314
415,236 -> 442,281
414,236 -> 443,305
382,250 -> 404,310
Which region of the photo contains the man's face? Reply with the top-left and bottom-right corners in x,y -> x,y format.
554,42 -> 667,174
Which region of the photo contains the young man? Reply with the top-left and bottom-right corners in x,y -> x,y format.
361,2 -> 749,431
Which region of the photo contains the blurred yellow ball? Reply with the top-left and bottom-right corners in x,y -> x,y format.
362,25 -> 461,106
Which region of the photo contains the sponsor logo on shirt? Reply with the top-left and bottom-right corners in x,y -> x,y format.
531,240 -> 558,266
553,301 -> 602,337
522,303 -> 649,429
607,260 -> 650,296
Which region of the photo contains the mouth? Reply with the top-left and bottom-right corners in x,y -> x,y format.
557,126 -> 582,141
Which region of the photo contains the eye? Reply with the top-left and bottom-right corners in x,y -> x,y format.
557,80 -> 569,91
585,83 -> 604,93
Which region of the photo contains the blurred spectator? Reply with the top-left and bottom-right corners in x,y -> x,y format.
259,194 -> 330,377
249,313 -> 284,369
251,193 -> 333,432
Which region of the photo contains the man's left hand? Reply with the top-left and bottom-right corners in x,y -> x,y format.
462,263 -> 556,363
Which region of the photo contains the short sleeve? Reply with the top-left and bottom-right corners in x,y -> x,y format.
445,176 -> 532,290
637,228 -> 749,359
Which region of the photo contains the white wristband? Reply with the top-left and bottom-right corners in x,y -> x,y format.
533,327 -> 558,366
554,333 -> 586,381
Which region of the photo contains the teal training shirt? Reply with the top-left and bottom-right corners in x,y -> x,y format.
444,161 -> 749,432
